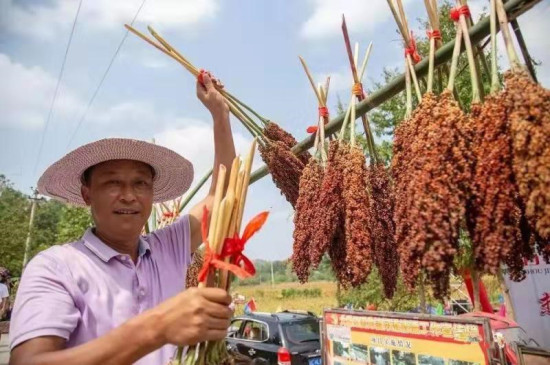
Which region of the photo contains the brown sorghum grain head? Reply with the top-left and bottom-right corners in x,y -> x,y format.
310,140 -> 345,268
291,159 -> 324,283
395,92 -> 470,298
341,145 -> 374,288
259,140 -> 304,207
469,94 -> 526,277
263,122 -> 312,165
504,71 -> 550,241
393,93 -> 438,291
368,162 -> 398,298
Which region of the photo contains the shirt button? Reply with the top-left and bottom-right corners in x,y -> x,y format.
139,287 -> 146,296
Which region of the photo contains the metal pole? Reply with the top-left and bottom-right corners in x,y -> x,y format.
497,268 -> 516,321
249,0 -> 542,184
22,189 -> 38,270
510,18 -> 538,82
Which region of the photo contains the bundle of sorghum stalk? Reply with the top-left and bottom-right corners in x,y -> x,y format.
259,140 -> 304,207
263,121 -> 311,165
291,158 -> 324,282
368,162 -> 398,298
504,71 -> 550,244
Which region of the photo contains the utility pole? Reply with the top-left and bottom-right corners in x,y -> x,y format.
22,189 -> 38,270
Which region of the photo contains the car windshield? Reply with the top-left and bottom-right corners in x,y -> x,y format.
282,319 -> 320,345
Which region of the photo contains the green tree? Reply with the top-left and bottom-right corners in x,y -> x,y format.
29,200 -> 64,258
0,176 -> 31,277
0,175 -> 93,277
56,205 -> 93,243
338,269 -> 437,312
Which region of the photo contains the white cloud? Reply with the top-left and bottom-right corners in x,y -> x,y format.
0,53 -> 83,129
153,121 -> 260,178
301,0 -> 411,40
2,0 -> 219,40
314,70 -> 352,94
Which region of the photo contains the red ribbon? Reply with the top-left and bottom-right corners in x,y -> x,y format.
221,211 -> 269,276
197,69 -> 224,89
427,29 -> 442,40
318,106 -> 329,118
163,211 -> 174,218
307,126 -> 318,134
352,83 -> 364,97
450,5 -> 471,22
197,207 -> 268,283
404,32 -> 422,64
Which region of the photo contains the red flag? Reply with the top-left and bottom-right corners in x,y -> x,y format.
244,298 -> 257,313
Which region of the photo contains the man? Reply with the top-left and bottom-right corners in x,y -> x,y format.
0,275 -> 9,335
0,276 -> 8,321
9,74 -> 236,364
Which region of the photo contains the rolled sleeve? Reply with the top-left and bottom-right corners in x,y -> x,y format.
10,253 -> 79,350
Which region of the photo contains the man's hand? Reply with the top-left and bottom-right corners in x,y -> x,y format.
189,70 -> 235,253
196,72 -> 229,117
10,287 -> 233,365
152,287 -> 232,346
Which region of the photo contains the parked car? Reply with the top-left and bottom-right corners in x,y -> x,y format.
226,310 -> 322,365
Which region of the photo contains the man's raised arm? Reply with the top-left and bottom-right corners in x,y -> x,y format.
188,72 -> 236,252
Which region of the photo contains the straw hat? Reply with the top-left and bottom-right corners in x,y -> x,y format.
37,138 -> 194,206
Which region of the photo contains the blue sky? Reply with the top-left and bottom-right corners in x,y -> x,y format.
1,0 -> 549,260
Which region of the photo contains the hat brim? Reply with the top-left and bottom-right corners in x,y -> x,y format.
37,138 -> 194,206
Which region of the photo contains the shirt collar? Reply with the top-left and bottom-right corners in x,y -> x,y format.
82,228 -> 151,262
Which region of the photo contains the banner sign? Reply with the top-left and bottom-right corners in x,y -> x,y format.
503,254 -> 550,349
322,309 -> 493,365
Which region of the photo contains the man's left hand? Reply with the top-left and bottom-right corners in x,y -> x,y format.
197,72 -> 229,117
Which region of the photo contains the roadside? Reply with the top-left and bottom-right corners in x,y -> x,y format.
0,334 -> 8,365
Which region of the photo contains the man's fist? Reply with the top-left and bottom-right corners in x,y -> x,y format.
153,287 -> 232,346
197,71 -> 229,117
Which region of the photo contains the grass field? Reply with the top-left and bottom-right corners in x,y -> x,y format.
231,281 -> 338,316
231,276 -> 502,317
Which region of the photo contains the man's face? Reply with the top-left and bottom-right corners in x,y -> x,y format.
81,160 -> 154,241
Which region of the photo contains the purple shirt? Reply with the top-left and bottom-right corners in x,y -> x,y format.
10,216 -> 192,365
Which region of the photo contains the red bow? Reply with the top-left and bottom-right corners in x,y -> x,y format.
318,106 -> 329,118
404,32 -> 422,64
427,29 -> 441,40
197,207 -> 268,283
163,211 -> 174,218
222,211 -> 269,275
307,126 -> 318,134
450,5 -> 470,22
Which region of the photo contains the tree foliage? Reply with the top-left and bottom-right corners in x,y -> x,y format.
0,175 -> 92,278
